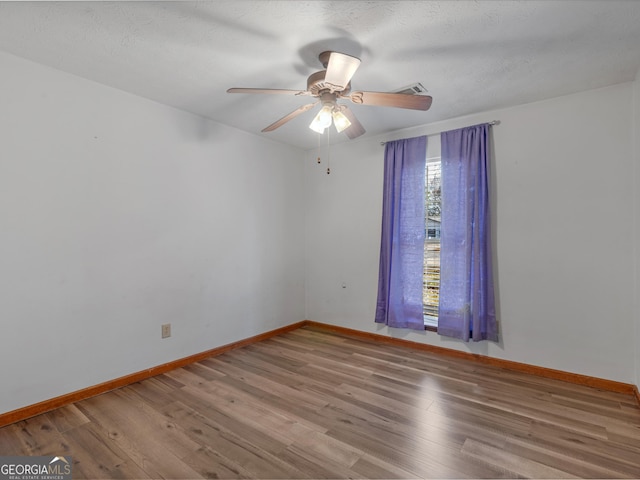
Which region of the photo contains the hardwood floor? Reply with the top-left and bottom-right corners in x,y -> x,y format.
1,325 -> 639,479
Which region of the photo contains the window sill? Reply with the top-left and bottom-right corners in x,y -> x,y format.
424,315 -> 438,332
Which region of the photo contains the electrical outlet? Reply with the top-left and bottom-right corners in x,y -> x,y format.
161,323 -> 171,339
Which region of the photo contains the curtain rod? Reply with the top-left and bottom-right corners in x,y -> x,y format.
380,120 -> 500,145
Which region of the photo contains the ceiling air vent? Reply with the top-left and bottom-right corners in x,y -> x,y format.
393,82 -> 428,95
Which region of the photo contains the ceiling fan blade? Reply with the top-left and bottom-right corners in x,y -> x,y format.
348,91 -> 433,110
339,105 -> 366,139
261,102 -> 318,132
227,88 -> 310,96
324,52 -> 361,91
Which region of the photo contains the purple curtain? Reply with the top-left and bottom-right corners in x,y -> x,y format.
438,124 -> 498,341
375,136 -> 427,330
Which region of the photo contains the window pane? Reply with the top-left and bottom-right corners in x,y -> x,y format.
424,161 -> 441,322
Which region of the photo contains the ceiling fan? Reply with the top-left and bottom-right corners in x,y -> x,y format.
227,51 -> 433,140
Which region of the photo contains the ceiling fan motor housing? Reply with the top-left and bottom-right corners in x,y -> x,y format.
307,70 -> 351,96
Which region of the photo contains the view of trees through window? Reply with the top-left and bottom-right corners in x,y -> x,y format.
424,160 -> 441,323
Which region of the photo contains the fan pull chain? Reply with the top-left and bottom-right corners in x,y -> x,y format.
326,127 -> 331,174
316,131 -> 321,164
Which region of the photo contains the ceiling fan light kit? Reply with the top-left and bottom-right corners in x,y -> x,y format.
309,92 -> 353,134
331,109 -> 351,133
309,105 -> 333,133
308,106 -> 351,134
227,50 -> 433,141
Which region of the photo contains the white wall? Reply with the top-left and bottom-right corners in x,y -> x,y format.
634,69 -> 640,391
305,83 -> 636,384
0,51 -> 306,414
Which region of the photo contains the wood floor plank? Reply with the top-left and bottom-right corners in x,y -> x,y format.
1,325 -> 639,479
275,446 -> 359,479
290,429 -> 364,468
120,377 -> 179,409
180,444 -> 248,479
429,389 -> 610,440
162,401 -> 309,480
321,395 -> 515,479
175,383 -> 313,452
206,354 -> 331,410
45,403 -> 90,433
182,362 -> 227,382
75,394 -> 202,479
350,454 -> 426,480
0,427 -> 24,456
160,398 -> 265,476
461,438 -> 579,479
528,420 -> 640,471
503,433 -> 640,478
61,422 -> 151,479
327,422 -> 483,478
6,414 -> 69,456
333,381 -> 436,417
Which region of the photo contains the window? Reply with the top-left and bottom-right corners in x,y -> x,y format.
423,158 -> 441,327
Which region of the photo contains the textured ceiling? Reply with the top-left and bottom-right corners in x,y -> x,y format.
1,1 -> 640,150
